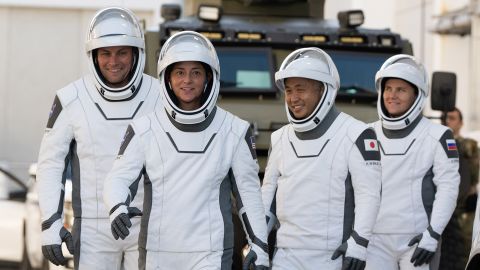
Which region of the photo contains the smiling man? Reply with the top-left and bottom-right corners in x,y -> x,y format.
96,46 -> 135,87
366,55 -> 460,270
284,77 -> 324,119
261,47 -> 382,270
36,7 -> 160,270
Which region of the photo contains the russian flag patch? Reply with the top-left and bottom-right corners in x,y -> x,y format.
446,139 -> 457,151
364,139 -> 379,151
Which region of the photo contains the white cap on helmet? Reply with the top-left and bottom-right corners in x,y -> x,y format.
85,7 -> 145,101
375,54 -> 429,130
157,31 -> 220,125
275,47 -> 340,132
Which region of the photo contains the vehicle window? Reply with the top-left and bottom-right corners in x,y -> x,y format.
217,47 -> 276,94
326,50 -> 393,96
0,170 -> 24,199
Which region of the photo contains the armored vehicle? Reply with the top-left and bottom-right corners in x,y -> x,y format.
144,0 -> 413,175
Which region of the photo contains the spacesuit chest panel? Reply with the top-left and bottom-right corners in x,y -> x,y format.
83,75 -> 154,120
275,114 -> 352,249
146,109 -> 236,251
71,76 -> 156,160
376,120 -> 433,182
150,108 -> 234,195
282,113 -> 350,177
156,108 -> 225,153
373,119 -> 436,233
59,76 -> 158,218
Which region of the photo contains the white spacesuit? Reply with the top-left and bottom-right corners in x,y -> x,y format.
365,55 -> 459,270
36,7 -> 160,270
103,31 -> 269,270
261,47 -> 382,270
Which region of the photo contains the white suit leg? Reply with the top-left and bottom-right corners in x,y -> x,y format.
365,235 -> 398,270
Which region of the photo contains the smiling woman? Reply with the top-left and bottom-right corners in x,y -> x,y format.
382,78 -> 417,118
168,61 -> 211,111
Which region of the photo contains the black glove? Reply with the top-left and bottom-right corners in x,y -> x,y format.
408,230 -> 438,267
242,249 -> 269,270
331,237 -> 367,270
42,227 -> 74,266
111,206 -> 142,240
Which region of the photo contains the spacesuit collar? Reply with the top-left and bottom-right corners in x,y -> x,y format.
382,114 -> 423,139
295,106 -> 340,140
167,106 -> 217,132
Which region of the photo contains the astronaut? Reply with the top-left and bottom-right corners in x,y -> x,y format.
103,31 -> 269,270
36,7 -> 160,269
365,55 -> 459,270
261,47 -> 382,270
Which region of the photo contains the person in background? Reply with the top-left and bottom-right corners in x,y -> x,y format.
365,54 -> 460,270
36,7 -> 160,269
439,107 -> 479,270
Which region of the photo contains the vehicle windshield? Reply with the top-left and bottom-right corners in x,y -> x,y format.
217,47 -> 275,94
217,46 -> 394,98
326,50 -> 393,98
0,167 -> 26,200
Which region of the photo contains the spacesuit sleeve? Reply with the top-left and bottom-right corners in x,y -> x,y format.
261,131 -> 282,234
348,128 -> 382,242
430,129 -> 460,235
231,126 -> 269,263
37,95 -> 74,226
103,124 -> 146,213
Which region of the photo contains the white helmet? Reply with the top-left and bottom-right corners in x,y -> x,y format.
157,31 -> 220,125
275,47 -> 340,132
85,7 -> 145,101
375,54 -> 429,130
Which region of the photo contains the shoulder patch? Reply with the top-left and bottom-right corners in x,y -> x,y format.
439,129 -> 459,159
46,96 -> 63,129
57,81 -> 79,107
364,139 -> 379,151
118,125 -> 135,157
355,128 -> 380,161
244,127 -> 257,160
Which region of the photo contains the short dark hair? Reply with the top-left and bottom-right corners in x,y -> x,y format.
441,107 -> 463,121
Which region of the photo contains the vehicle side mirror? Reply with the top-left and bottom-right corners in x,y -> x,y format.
431,71 -> 456,112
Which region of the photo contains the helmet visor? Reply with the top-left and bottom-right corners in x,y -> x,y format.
86,8 -> 144,52
158,32 -> 219,75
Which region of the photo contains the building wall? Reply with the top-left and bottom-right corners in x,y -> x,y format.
431,0 -> 474,131
0,8 -> 7,169
470,14 -> 480,132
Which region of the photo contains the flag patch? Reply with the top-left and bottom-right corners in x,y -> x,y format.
364,139 -> 378,151
446,139 -> 457,151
